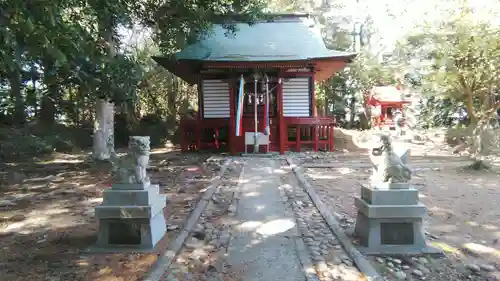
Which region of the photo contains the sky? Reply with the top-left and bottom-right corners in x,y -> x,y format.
358,0 -> 500,55
118,24 -> 152,52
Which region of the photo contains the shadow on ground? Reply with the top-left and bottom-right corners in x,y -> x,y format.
0,149 -> 220,281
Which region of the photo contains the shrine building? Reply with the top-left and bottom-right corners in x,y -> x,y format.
365,86 -> 411,130
153,13 -> 356,155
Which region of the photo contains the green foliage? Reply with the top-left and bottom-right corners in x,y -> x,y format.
416,96 -> 468,128
138,0 -> 268,52
0,0 -> 268,159
317,52 -> 398,128
1,0 -> 268,115
0,125 -> 93,161
396,6 -> 500,126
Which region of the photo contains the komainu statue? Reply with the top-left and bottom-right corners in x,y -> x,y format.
370,134 -> 412,184
108,136 -> 151,184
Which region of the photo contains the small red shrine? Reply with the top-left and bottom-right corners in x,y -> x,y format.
153,13 -> 356,155
365,86 -> 411,129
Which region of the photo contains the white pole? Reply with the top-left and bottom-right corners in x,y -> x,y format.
253,75 -> 259,153
265,74 -> 269,135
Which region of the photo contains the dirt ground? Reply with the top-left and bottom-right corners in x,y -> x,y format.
301,151 -> 500,280
0,149 -> 222,281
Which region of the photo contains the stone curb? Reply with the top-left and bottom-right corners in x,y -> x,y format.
142,158 -> 233,281
302,159 -> 469,169
275,160 -> 320,281
223,160 -> 246,261
227,159 -> 246,217
240,153 -> 282,158
286,157 -> 384,281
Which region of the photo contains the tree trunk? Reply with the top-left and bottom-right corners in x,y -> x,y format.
93,99 -> 115,160
324,97 -> 329,116
9,71 -> 24,125
469,121 -> 491,170
166,76 -> 179,134
28,63 -> 40,118
347,97 -> 356,129
10,46 -> 25,125
92,23 -> 115,160
40,60 -> 57,126
359,106 -> 371,130
465,88 -> 476,126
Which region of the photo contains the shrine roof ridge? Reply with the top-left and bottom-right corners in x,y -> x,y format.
210,12 -> 312,24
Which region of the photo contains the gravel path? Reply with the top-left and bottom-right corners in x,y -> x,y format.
279,160 -> 364,281
162,157 -> 370,281
162,159 -> 243,281
224,158 -> 307,281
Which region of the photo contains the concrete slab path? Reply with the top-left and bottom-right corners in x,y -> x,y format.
225,158 -> 309,281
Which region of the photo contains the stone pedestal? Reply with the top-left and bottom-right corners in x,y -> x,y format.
353,183 -> 440,255
92,182 -> 167,252
90,136 -> 167,252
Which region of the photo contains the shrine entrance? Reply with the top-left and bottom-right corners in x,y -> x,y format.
233,75 -> 280,153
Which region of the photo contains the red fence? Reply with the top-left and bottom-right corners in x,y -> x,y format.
284,117 -> 335,152
180,116 -> 336,153
180,118 -> 229,152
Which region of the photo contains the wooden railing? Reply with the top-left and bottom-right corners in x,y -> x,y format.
180,116 -> 336,153
180,117 -> 229,152
284,117 -> 336,152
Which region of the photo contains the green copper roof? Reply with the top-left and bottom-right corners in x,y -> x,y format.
174,15 -> 356,62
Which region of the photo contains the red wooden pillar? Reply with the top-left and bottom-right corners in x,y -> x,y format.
261,87 -> 266,133
314,124 -> 319,151
311,71 -> 317,117
229,82 -> 236,155
278,78 -> 285,155
180,119 -> 186,151
196,112 -> 201,151
296,125 -> 301,152
311,71 -> 318,151
214,128 -> 219,149
329,124 -> 335,151
196,78 -> 202,151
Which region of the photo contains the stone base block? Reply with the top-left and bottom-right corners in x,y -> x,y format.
102,184 -> 161,206
354,197 -> 427,218
91,210 -> 167,252
361,185 -> 419,205
373,182 -> 411,190
95,195 -> 166,219
111,182 -> 151,190
353,211 -> 441,256
356,244 -> 443,256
